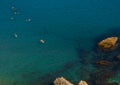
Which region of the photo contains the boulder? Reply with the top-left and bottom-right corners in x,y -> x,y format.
78,80 -> 88,85
54,77 -> 74,85
98,37 -> 118,51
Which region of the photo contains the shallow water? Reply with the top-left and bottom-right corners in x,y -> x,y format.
0,0 -> 120,85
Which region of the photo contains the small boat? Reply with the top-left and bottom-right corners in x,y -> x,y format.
40,39 -> 45,44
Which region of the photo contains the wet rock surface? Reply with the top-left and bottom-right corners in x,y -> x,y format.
98,37 -> 118,51
54,77 -> 74,85
78,80 -> 88,85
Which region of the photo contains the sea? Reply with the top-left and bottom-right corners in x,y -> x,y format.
0,0 -> 120,85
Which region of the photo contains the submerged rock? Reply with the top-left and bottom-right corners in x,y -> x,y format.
54,77 -> 73,85
78,80 -> 88,85
54,77 -> 88,85
98,37 -> 118,51
96,60 -> 113,66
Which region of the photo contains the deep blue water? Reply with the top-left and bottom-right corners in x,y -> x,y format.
0,0 -> 120,85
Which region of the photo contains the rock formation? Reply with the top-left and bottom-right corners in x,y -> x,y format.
54,77 -> 74,85
98,37 -> 118,51
54,77 -> 88,85
78,80 -> 88,85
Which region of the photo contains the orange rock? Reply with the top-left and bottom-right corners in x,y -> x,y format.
98,37 -> 118,51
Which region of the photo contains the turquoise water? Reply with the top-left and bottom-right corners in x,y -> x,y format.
0,0 -> 120,85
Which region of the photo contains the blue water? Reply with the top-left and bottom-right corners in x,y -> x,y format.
0,0 -> 120,85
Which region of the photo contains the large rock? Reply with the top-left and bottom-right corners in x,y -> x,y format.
98,37 -> 118,51
54,77 -> 74,85
78,80 -> 88,85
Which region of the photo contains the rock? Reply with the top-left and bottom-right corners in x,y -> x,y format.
96,60 -> 113,66
54,77 -> 74,85
78,80 -> 88,85
98,37 -> 118,51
